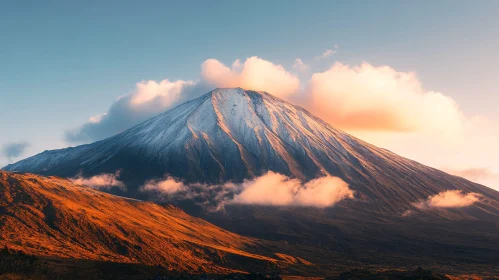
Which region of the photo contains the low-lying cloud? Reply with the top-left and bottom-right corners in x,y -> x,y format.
71,173 -> 125,190
232,172 -> 354,207
139,171 -> 354,209
2,142 -> 30,162
141,176 -> 185,194
415,190 -> 481,209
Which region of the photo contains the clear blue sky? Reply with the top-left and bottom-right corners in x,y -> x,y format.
1,1 -> 499,186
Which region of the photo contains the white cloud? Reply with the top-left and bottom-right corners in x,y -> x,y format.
65,78 -> 207,143
292,58 -> 309,72
66,56 -> 301,143
201,56 -> 300,99
305,62 -> 463,135
71,173 -> 125,190
231,172 -> 354,207
140,176 -> 185,194
137,172 -> 353,209
130,79 -> 193,106
295,176 -> 355,207
415,190 -> 481,209
231,172 -> 299,206
67,57 -> 464,144
315,45 -> 338,60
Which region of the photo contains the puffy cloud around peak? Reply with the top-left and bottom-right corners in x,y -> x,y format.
305,62 -> 463,134
65,56 -> 465,146
201,56 -> 300,99
66,56 -> 301,143
65,78 -> 206,143
130,79 -> 195,106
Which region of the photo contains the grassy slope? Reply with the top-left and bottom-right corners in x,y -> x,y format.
0,171 -> 289,273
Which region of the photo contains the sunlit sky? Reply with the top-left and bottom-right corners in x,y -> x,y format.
1,1 -> 498,190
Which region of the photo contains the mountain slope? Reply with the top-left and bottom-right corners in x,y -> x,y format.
0,170 -> 287,273
4,88 -> 499,214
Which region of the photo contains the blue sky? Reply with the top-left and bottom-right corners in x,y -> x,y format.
1,1 -> 498,188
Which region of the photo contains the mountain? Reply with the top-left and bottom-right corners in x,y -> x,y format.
0,170 -> 295,273
4,88 -> 499,213
3,88 -> 499,276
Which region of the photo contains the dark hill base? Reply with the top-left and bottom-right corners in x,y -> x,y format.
2,249 -> 485,280
195,204 -> 499,277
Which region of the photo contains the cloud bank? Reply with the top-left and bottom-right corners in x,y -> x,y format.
232,172 -> 354,207
306,62 -> 463,133
141,176 -> 185,194
201,56 -> 300,99
2,142 -> 30,161
71,173 -> 125,190
66,55 -> 465,147
415,190 -> 481,209
65,79 -> 208,143
140,172 -> 354,209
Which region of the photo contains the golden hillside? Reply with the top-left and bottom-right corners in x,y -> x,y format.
0,171 -> 281,273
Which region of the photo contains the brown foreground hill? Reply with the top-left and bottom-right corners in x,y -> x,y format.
0,170 -> 300,274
